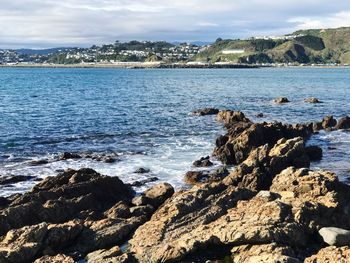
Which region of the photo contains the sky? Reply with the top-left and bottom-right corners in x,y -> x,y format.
1,0 -> 350,49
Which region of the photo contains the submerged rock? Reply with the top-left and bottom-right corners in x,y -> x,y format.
59,152 -> 82,160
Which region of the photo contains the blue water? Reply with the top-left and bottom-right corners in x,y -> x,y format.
0,67 -> 349,196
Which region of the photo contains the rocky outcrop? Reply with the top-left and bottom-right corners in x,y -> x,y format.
0,169 -> 174,262
213,114 -> 313,165
192,108 -> 219,116
322,115 -> 337,129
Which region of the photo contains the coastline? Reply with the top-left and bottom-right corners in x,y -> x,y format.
1,109 -> 350,262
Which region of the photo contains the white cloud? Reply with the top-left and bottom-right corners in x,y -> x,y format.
0,0 -> 350,48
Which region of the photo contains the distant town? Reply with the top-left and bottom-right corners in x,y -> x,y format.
0,41 -> 205,65
1,27 -> 350,67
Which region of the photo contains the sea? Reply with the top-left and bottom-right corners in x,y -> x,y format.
0,67 -> 349,196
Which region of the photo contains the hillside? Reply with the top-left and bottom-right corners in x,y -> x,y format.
194,27 -> 350,65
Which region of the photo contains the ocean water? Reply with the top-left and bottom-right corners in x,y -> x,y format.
0,67 -> 349,196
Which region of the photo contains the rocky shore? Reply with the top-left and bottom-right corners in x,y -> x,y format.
1,110 -> 350,262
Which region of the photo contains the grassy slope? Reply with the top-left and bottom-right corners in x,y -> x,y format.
194,27 -> 350,64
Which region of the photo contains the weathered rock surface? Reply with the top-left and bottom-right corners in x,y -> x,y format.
34,254 -> 74,263
185,167 -> 229,185
231,243 -> 302,263
213,113 -> 313,165
0,169 -> 174,262
304,246 -> 350,263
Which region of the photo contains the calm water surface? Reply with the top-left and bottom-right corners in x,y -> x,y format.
0,67 -> 349,196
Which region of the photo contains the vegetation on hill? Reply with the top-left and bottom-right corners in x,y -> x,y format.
193,27 -> 350,65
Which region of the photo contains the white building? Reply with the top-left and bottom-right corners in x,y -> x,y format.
222,49 -> 245,54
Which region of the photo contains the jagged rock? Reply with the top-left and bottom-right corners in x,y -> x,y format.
335,116 -> 350,130
269,167 -> 350,230
104,201 -> 131,219
86,246 -> 123,262
59,152 -> 82,160
129,191 -> 305,262
34,254 -> 74,263
319,227 -> 350,246
304,98 -> 321,103
185,167 -> 228,185
304,246 -> 350,262
213,122 -> 313,165
217,110 -> 251,125
274,97 -> 290,103
0,223 -> 48,263
305,146 -> 323,161
0,168 -> 133,235
223,137 -> 310,191
130,177 -> 159,187
322,116 -> 337,129
134,168 -> 150,174
143,183 -> 174,208
231,243 -> 302,263
192,156 -> 213,167
192,108 -> 219,116
0,175 -> 36,185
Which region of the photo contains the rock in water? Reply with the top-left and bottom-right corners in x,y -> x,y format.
192,156 -> 213,167
304,98 -> 321,103
322,115 -> 337,129
319,227 -> 350,246
335,116 -> 350,130
274,97 -> 290,103
192,108 -> 219,116
305,146 -> 323,161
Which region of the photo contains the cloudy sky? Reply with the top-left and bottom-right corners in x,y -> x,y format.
1,0 -> 350,48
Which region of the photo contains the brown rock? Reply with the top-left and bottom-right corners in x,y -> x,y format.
305,146 -> 323,161
274,97 -> 290,103
231,243 -> 302,263
335,116 -> 350,130
34,254 -> 74,263
217,110 -> 250,125
143,183 -> 174,208
322,116 -> 337,129
192,156 -> 213,167
304,246 -> 350,263
304,98 -> 321,103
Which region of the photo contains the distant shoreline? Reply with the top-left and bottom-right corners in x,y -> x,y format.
0,62 -> 349,69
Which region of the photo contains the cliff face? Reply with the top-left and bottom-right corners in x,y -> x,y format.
194,27 -> 350,64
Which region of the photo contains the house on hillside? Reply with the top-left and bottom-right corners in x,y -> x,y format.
222,49 -> 245,54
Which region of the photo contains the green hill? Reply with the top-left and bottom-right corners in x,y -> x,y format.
194,27 -> 350,65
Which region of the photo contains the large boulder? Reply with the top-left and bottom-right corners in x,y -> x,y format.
319,227 -> 350,246
274,97 -> 290,103
322,116 -> 337,129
